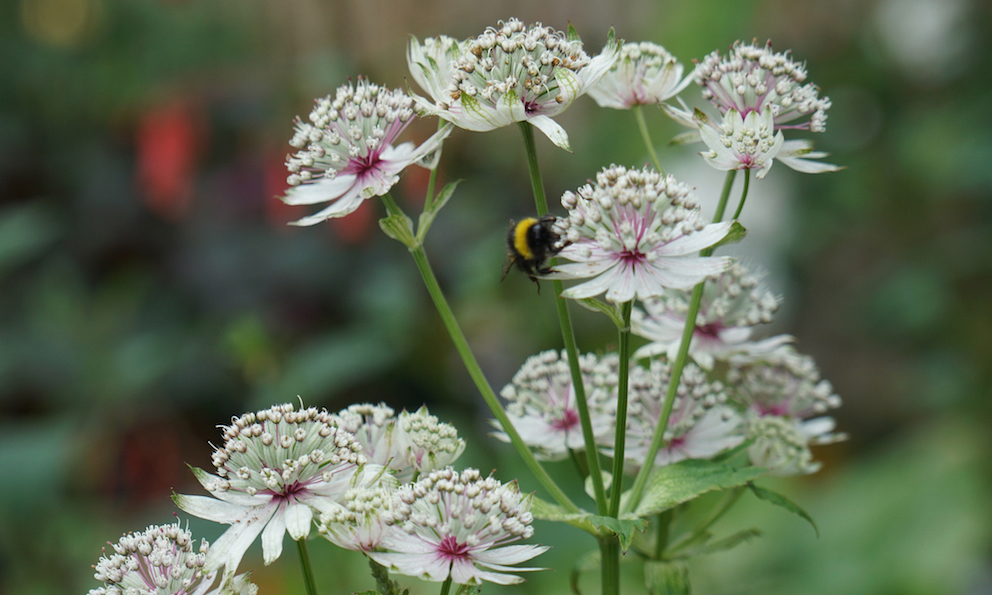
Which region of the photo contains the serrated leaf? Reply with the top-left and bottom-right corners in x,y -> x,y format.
585,515 -> 649,551
644,560 -> 690,595
416,180 -> 461,242
631,459 -> 767,517
379,214 -> 416,247
748,483 -> 819,537
710,221 -> 747,248
577,298 -> 625,329
569,549 -> 601,595
566,23 -> 581,42
669,528 -> 762,559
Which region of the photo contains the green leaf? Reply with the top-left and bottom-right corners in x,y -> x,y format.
379,213 -> 416,247
566,23 -> 581,42
416,180 -> 461,242
669,528 -> 762,559
577,298 -> 625,329
631,459 -> 767,517
585,515 -> 649,552
710,221 -> 747,248
644,560 -> 690,595
748,483 -> 819,537
569,549 -> 601,595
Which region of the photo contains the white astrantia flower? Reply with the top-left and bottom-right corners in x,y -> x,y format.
88,523 -> 258,595
694,40 -> 831,133
173,403 -> 388,574
282,78 -> 452,226
493,349 -> 620,461
728,348 -> 845,475
413,18 -> 619,151
408,35 -> 468,104
368,467 -> 548,585
586,41 -> 693,109
632,262 -> 793,370
615,359 -> 743,471
550,165 -> 734,303
317,484 -> 397,553
335,403 -> 465,482
695,107 -> 785,179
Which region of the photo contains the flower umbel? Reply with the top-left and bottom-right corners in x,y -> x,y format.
174,403 -> 384,573
696,107 -> 784,178
88,523 -> 257,595
632,262 -> 792,370
618,359 -> 743,471
368,467 -> 548,585
317,484 -> 397,553
551,165 -> 734,303
282,78 -> 451,226
587,41 -> 693,109
494,349 -> 620,460
414,18 -> 619,151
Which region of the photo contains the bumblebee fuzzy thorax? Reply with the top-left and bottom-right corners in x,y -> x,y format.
503,215 -> 564,286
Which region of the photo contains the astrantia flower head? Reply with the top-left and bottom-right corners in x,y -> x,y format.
415,18 -> 619,151
729,349 -> 845,475
551,165 -> 734,303
368,467 -> 548,585
174,403 -> 386,573
617,359 -> 743,471
494,349 -> 620,460
632,262 -> 792,370
695,40 -> 831,133
335,403 -> 465,482
586,41 -> 693,109
408,35 -> 469,104
317,484 -> 396,552
282,78 -> 451,226
695,107 -> 785,178
88,523 -> 257,595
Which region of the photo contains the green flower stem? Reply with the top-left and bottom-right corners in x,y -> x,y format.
439,576 -> 453,595
423,119 -> 445,211
731,169 -> 750,221
654,509 -> 674,559
599,537 -> 621,595
518,121 -> 609,515
624,170 -> 738,512
668,487 -> 745,554
296,539 -> 318,595
607,301 -> 633,517
634,106 -> 664,174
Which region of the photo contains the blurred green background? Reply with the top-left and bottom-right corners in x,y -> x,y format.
2,0 -> 991,593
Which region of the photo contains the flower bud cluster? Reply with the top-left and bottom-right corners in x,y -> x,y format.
89,523 -> 257,595
408,35 -> 468,103
728,349 -> 841,418
286,79 -> 414,188
694,40 -> 831,132
587,41 -> 692,109
317,484 -> 397,552
207,403 -> 365,497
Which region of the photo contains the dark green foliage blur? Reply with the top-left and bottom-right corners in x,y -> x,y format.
1,0 -> 990,593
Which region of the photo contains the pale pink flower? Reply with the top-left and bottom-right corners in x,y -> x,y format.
317,484 -> 397,553
88,523 -> 257,595
413,18 -> 619,151
632,262 -> 792,370
173,403 -> 387,573
493,349 -> 619,460
282,79 -> 451,226
586,41 -> 693,109
695,107 -> 785,178
368,468 -> 548,585
550,165 -> 734,303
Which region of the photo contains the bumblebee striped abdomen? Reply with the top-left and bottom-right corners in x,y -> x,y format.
502,215 -> 564,287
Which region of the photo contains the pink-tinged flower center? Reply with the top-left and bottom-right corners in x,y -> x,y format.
437,535 -> 470,561
272,480 -> 307,500
619,249 -> 646,266
696,323 -> 723,339
756,403 -> 790,416
551,409 -> 580,431
343,152 -> 383,178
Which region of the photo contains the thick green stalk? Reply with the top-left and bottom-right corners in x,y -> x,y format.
422,119 -> 444,211
599,537 -> 620,595
654,510 -> 674,559
634,106 -> 664,174
625,170 -> 738,512
439,576 -> 453,595
731,169 -> 750,221
296,539 -> 318,595
518,121 -> 609,515
607,301 -> 633,517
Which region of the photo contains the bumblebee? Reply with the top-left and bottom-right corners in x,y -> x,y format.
502,214 -> 565,289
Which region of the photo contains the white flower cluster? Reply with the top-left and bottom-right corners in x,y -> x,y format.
494,349 -> 620,460
632,262 -> 792,370
550,165 -> 734,303
88,523 -> 257,595
587,41 -> 692,109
